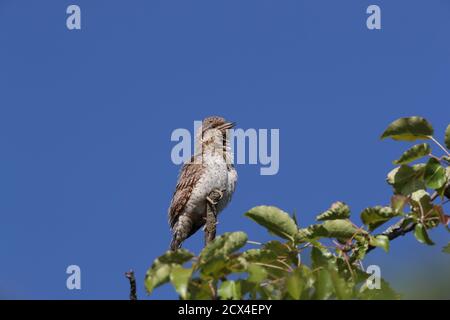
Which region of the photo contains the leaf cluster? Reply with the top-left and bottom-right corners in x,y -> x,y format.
144,117 -> 450,300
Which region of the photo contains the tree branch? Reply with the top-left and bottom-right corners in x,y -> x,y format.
205,190 -> 223,246
366,218 -> 416,254
366,188 -> 448,254
125,270 -> 137,300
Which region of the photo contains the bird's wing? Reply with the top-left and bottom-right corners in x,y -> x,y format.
168,155 -> 204,229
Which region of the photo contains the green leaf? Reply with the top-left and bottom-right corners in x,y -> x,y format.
381,116 -> 433,141
292,210 -> 299,227
240,248 -> 277,264
296,227 -> 314,242
316,202 -> 351,221
245,206 -> 298,241
145,264 -> 171,294
169,265 -> 193,299
187,279 -> 213,300
200,231 -> 248,261
410,193 -> 441,229
144,249 -> 194,294
369,235 -> 390,252
218,281 -> 241,300
351,239 -> 369,262
328,267 -> 353,300
414,223 -> 434,245
298,220 -> 363,241
240,243 -> 298,281
436,167 -> 450,198
304,219 -> 364,240
387,165 -> 426,195
300,265 -> 315,291
358,277 -> 401,300
314,269 -> 333,300
319,220 -> 361,239
393,143 -> 431,165
310,247 -> 352,299
390,195 -> 409,214
424,158 -> 447,190
247,263 -> 268,283
443,156 -> 450,165
246,241 -> 299,278
360,206 -> 399,231
443,242 -> 450,254
263,240 -> 298,265
156,249 -> 195,265
441,184 -> 450,200
311,247 -> 334,300
238,279 -> 258,299
286,268 -> 305,300
311,246 -> 334,268
445,124 -> 450,150
410,190 -> 433,217
198,232 -> 248,279
200,256 -> 229,278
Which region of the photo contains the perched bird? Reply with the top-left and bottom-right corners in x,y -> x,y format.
168,116 -> 237,250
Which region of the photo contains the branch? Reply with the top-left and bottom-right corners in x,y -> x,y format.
365,188 -> 449,254
366,218 -> 416,254
205,190 -> 223,246
125,270 -> 137,300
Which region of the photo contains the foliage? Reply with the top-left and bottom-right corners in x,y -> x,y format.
145,117 -> 450,300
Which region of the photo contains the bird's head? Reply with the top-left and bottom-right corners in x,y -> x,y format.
201,116 -> 235,135
197,116 -> 235,151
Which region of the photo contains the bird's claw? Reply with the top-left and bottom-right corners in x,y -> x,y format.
206,189 -> 224,205
206,196 -> 217,205
203,220 -> 220,229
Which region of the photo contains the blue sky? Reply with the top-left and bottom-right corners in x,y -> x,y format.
0,0 -> 449,299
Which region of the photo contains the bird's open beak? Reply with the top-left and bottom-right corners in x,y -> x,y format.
218,121 -> 235,131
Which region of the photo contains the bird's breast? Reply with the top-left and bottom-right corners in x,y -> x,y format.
185,154 -> 236,217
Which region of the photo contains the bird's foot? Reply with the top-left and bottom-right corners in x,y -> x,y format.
206,189 -> 224,206
202,218 -> 220,228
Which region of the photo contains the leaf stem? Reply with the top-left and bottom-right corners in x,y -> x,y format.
430,136 -> 450,157
254,262 -> 289,272
208,280 -> 217,300
276,259 -> 294,272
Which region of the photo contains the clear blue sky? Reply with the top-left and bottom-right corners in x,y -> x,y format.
0,1 -> 449,299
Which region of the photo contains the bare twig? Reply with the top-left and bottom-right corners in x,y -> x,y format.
125,270 -> 137,300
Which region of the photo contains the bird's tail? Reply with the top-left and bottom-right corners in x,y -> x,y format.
170,232 -> 183,251
169,215 -> 195,251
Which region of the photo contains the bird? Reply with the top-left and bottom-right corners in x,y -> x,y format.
168,116 -> 238,250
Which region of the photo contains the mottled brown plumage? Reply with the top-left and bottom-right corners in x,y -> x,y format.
168,116 -> 237,250
168,155 -> 203,230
